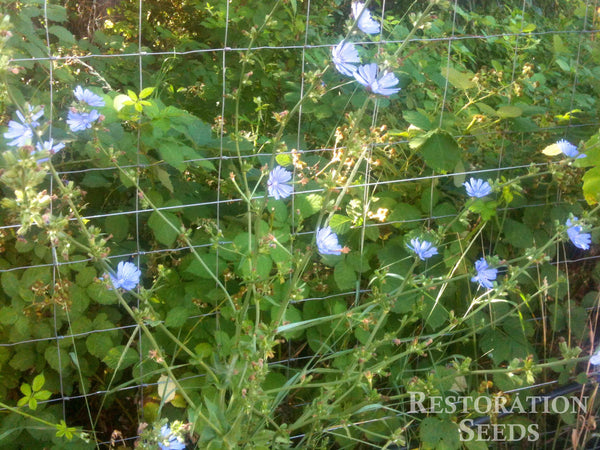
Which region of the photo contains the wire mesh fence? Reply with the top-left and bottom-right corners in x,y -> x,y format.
1,0 -> 600,448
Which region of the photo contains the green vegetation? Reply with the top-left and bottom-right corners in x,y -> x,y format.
0,0 -> 598,448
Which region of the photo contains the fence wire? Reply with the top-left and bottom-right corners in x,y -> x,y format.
1,0 -> 599,447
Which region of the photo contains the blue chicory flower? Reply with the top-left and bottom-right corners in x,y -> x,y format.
407,238 -> 438,261
3,106 -> 44,147
463,178 -> 492,198
35,139 -> 65,163
67,109 -> 100,132
158,424 -> 186,450
351,1 -> 381,34
267,165 -> 293,200
556,139 -> 585,159
566,217 -> 591,250
471,257 -> 498,290
74,86 -> 105,108
353,63 -> 400,96
331,40 -> 360,77
108,261 -> 141,291
316,226 -> 343,256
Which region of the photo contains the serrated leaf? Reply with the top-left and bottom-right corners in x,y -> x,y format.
275,154 -> 292,166
420,417 -> 460,449
165,306 -> 190,328
44,347 -> 69,372
105,214 -> 129,242
20,384 -> 32,396
103,346 -> 139,370
185,253 -> 220,279
48,25 -> 75,45
86,333 -> 114,358
403,110 -> 433,130
139,87 -> 155,99
154,166 -> 174,193
329,214 -> 352,235
418,130 -> 462,172
334,260 -> 356,291
45,4 -> 67,21
503,219 -> 533,248
295,194 -> 323,218
148,211 -> 180,246
496,105 -> 523,118
441,66 -> 475,90
35,390 -> 52,401
87,282 -> 118,305
32,374 -> 45,392
9,348 -> 35,371
583,166 -> 600,205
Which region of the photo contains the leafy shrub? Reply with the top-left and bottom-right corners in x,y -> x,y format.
0,0 -> 599,448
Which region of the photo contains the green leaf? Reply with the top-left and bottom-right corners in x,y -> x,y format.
75,266 -> 96,287
44,347 -> 69,372
334,260 -> 356,291
552,34 -> 567,54
165,306 -> 191,328
275,154 -> 292,167
583,166 -> 600,205
441,66 -> 475,90
45,4 -> 67,22
139,87 -> 155,99
403,110 -> 433,130
105,214 -> 129,242
185,253 -> 220,279
1,272 -> 20,298
86,333 -> 114,358
9,348 -> 35,371
273,305 -> 303,339
418,130 -> 461,172
194,343 -> 212,359
35,390 -> 52,401
32,373 -> 45,392
154,166 -> 174,193
20,383 -> 32,396
148,211 -> 180,246
496,105 -> 523,118
28,398 -> 37,411
48,25 -> 75,44
102,346 -> 139,370
329,214 -> 352,235
87,282 -> 118,305
503,219 -> 533,249
296,194 -> 323,218
420,417 -> 460,449
387,202 -> 422,229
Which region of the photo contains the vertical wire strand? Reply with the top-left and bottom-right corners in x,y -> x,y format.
429,0 -> 458,229
216,0 -> 231,327
135,0 -> 144,420
216,0 -> 231,297
355,0 -> 387,306
42,0 -> 66,423
289,0 -> 312,377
